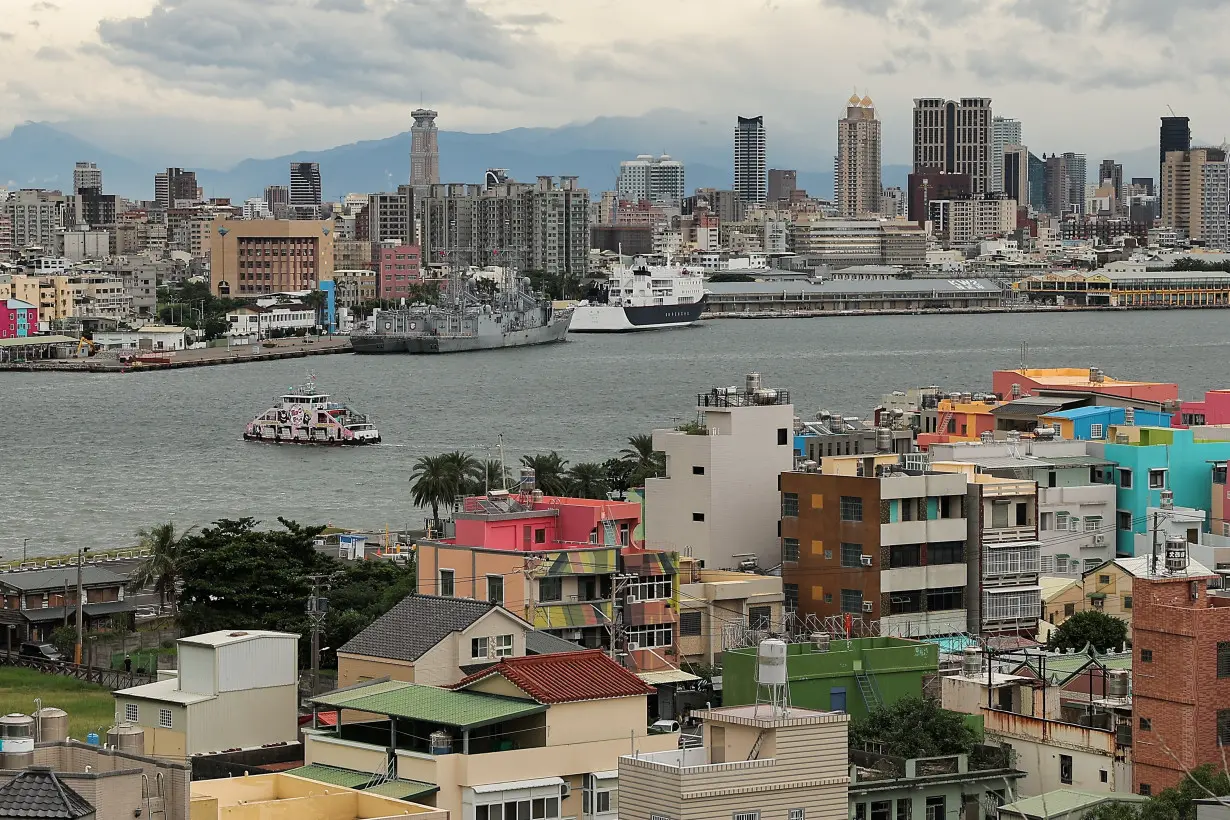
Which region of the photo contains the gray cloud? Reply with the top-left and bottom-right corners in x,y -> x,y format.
33,46 -> 70,61
95,0 -> 569,108
0,32 -> 13,42
502,12 -> 558,26
30,1 -> 58,10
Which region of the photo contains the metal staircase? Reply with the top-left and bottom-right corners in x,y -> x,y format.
746,728 -> 769,761
855,670 -> 883,711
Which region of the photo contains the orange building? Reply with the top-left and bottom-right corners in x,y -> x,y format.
992,368 -> 1178,405
917,396 -> 999,450
208,218 -> 335,296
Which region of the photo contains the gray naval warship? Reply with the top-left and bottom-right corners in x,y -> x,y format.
351,268 -> 571,354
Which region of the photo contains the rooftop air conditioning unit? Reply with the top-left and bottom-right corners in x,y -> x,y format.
860,555 -> 873,567
862,601 -> 874,612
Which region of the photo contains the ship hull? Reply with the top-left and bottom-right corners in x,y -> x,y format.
569,295 -> 706,333
242,433 -> 380,445
351,317 -> 570,354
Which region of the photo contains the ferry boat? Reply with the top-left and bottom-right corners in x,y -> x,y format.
244,378 -> 380,445
569,257 -> 707,333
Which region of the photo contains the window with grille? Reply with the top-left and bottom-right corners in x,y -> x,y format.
158,709 -> 172,729
840,589 -> 864,613
985,545 -> 1040,575
1141,648 -> 1153,662
1117,510 -> 1133,531
1056,511 -> 1070,530
784,583 -> 799,611
840,496 -> 863,522
983,588 -> 1041,621
782,493 -> 799,517
749,605 -> 773,630
1219,710 -> 1230,746
626,623 -> 673,648
1090,423 -> 1104,439
925,797 -> 945,820
1085,516 -> 1103,532
841,542 -> 864,567
789,811 -> 805,820
125,703 -> 138,722
733,813 -> 760,820
783,538 -> 800,562
679,611 -> 702,636
1040,555 -> 1055,573
1218,643 -> 1230,677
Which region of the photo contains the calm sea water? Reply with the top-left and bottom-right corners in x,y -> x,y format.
7,310 -> 1230,554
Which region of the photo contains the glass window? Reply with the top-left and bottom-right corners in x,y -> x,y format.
925,796 -> 945,820
1218,642 -> 1230,678
1060,754 -> 1073,784
1120,468 -> 1133,489
439,569 -> 455,597
471,637 -> 489,659
929,542 -> 964,565
890,544 -> 920,567
780,538 -> 800,563
748,605 -> 772,630
626,623 -> 673,648
125,703 -> 138,722
840,496 -> 863,522
629,575 -> 672,602
871,802 -> 891,820
841,542 -> 863,568
539,577 -> 562,602
679,611 -> 702,636
493,634 -> 513,658
1149,469 -> 1167,489
534,528 -> 547,544
158,709 -> 172,729
487,575 -> 504,606
896,799 -> 912,820
1140,717 -> 1152,731
1090,423 -> 1104,439
692,465 -> 705,475
692,512 -> 705,522
784,583 -> 798,611
927,587 -> 964,611
782,493 -> 799,517
840,589 -> 863,613
1117,510 -> 1133,531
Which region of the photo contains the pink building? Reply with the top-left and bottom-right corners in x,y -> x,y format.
375,244 -> 422,301
1,299 -> 37,339
992,368 -> 1178,404
451,492 -> 642,552
1173,389 -> 1230,428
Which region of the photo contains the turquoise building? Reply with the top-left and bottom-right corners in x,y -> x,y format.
1090,427 -> 1230,556
1042,405 -> 1172,441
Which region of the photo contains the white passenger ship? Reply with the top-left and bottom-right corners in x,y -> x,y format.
569,257 -> 707,332
244,378 -> 380,445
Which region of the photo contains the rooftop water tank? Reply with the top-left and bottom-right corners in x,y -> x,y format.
876,428 -> 892,452
31,707 -> 68,744
746,373 -> 762,393
756,639 -> 788,686
0,714 -> 35,770
811,632 -> 830,652
1165,535 -> 1188,573
107,723 -> 145,755
430,730 -> 453,755
1107,670 -> 1129,698
1161,489 -> 1174,510
962,647 -> 981,678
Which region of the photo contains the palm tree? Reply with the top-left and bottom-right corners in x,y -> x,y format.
131,522 -> 194,612
410,454 -> 455,524
567,462 -> 610,500
302,290 -> 328,334
520,452 -> 571,496
472,459 -> 511,494
620,433 -> 665,485
440,451 -> 482,500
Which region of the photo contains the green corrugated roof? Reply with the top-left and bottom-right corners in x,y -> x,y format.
311,681 -> 546,729
1000,789 -> 1147,819
1014,650 -> 1133,684
285,764 -> 438,801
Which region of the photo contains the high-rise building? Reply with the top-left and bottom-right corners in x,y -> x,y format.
289,162 -> 322,219
1132,177 -> 1156,197
912,98 -> 993,194
2,190 -> 69,251
1160,115 -> 1192,178
1043,154 -> 1069,216
1003,144 -> 1029,207
906,170 -> 971,224
208,218 -> 335,296
733,115 -> 767,205
880,186 -> 905,219
615,155 -> 685,206
836,95 -> 882,217
410,108 -> 440,188
1161,147 -> 1229,247
1063,152 -> 1087,214
73,162 -> 101,195
1028,153 -> 1047,212
1099,159 -> 1124,202
264,185 -> 290,219
155,168 -> 198,208
767,169 -> 797,203
990,116 -> 1022,193
367,185 -> 415,245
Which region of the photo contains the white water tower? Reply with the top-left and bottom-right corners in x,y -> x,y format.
753,639 -> 790,719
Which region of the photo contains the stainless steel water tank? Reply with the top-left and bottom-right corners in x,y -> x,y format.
0,713 -> 35,769
107,723 -> 145,755
31,708 -> 68,744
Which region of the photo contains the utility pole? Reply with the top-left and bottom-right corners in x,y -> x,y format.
605,573 -> 637,665
305,575 -> 331,696
75,547 -> 88,665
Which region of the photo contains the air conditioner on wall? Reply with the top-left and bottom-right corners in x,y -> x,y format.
1093,534 -> 1107,546
860,555 -> 873,566
627,642 -> 640,651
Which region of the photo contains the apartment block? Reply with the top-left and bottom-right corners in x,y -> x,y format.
645,377 -> 795,572
781,457 -> 970,637
374,243 -> 422,300
332,268 -> 377,308
368,186 -> 415,245
1161,147 -> 1229,246
837,96 -> 882,217
734,115 -> 767,204
208,219 -> 335,296
1131,550 -> 1230,795
676,556 -> 784,667
928,195 -> 1016,246
961,471 -> 1042,636
912,98 -> 993,194
616,154 -> 685,206
618,705 -> 849,820
3,189 -> 69,251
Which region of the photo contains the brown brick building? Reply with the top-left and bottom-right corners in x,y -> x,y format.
1131,550 -> 1230,795
208,219 -> 335,297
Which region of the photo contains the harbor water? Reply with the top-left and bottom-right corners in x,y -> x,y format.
8,310 -> 1230,553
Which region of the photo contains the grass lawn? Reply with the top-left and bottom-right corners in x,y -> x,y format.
0,667 -> 116,741
108,647 -> 175,673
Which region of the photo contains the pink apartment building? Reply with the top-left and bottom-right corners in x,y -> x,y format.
375,244 -> 422,301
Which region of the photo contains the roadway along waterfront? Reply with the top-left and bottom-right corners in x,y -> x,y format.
9,310 -> 1230,553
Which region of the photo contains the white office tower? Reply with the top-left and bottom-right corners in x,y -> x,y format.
617,154 -> 686,206
991,116 -> 1022,194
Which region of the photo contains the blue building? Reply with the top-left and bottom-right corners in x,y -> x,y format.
1042,405 -> 1172,441
317,281 -> 337,334
1089,427 -> 1230,556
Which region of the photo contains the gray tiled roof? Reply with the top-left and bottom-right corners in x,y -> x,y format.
0,567 -> 126,592
339,594 -> 495,662
525,630 -> 584,656
0,767 -> 96,819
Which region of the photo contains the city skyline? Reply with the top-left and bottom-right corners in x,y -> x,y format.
2,0 -> 1229,169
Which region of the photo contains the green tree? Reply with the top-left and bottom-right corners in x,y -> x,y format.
440,451 -> 483,500
302,290 -> 328,333
850,697 -> 979,759
471,459 -> 511,495
620,434 -> 665,485
602,457 -> 636,498
175,517 -> 335,641
521,452 -> 571,496
319,560 -> 416,667
410,455 -> 457,523
1084,764 -> 1230,820
1048,610 -> 1129,653
567,462 -> 610,500
131,522 -> 195,611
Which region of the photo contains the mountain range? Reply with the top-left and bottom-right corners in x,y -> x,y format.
0,108 -> 1169,203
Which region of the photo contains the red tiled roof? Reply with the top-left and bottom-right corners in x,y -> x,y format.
453,650 -> 655,704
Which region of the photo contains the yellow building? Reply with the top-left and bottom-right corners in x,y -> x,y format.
304,651 -> 678,820
208,219 -> 335,297
0,273 -> 40,306
676,557 -> 784,667
1039,556 -> 1204,629
190,772 -> 447,820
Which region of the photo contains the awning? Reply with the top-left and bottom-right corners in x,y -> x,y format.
637,669 -> 700,685
85,601 -> 136,616
985,585 -> 1043,594
592,770 -> 619,781
472,776 -> 566,794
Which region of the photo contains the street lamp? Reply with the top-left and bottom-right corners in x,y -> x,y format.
22,539 -> 27,563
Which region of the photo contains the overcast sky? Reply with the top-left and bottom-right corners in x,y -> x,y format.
4,0 -> 1229,166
